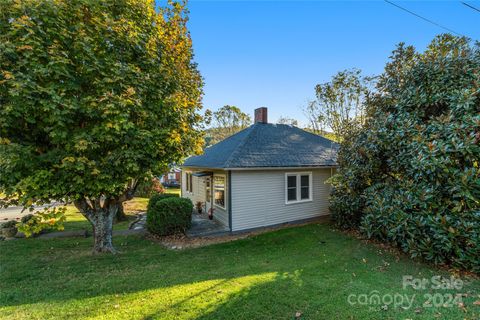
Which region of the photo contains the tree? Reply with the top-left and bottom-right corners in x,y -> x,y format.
213,105 -> 251,136
205,105 -> 251,146
277,116 -> 298,126
330,35 -> 480,272
305,69 -> 372,141
0,0 -> 204,253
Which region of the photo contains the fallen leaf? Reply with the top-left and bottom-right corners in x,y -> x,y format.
473,300 -> 480,306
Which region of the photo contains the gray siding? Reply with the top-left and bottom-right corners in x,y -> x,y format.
231,169 -> 332,231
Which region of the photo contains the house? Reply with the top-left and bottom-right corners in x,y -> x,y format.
160,167 -> 181,188
181,107 -> 338,232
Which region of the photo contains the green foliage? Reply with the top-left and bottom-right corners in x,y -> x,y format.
1,220 -> 17,229
147,192 -> 180,212
0,0 -> 203,249
146,197 -> 192,236
204,105 -> 251,146
135,178 -> 165,198
17,207 -> 67,237
330,35 -> 480,272
0,0 -> 203,203
305,69 -> 372,140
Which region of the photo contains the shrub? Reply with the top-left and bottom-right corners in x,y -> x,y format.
1,220 -> 17,229
146,197 -> 193,236
135,178 -> 165,198
147,193 -> 180,212
330,35 -> 480,272
1,220 -> 18,237
21,214 -> 34,224
16,207 -> 66,237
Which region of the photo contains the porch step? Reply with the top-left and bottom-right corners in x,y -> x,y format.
186,214 -> 229,238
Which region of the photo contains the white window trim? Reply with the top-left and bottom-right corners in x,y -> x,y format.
285,172 -> 313,205
213,174 -> 226,210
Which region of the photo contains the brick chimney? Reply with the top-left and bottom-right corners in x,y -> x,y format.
254,107 -> 268,124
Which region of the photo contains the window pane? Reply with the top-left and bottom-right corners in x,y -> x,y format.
214,176 -> 225,189
301,186 -> 309,199
215,190 -> 225,207
287,188 -> 297,201
301,175 -> 309,187
287,175 -> 297,188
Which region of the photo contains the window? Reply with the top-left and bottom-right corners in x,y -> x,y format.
285,172 -> 312,204
213,175 -> 226,209
287,175 -> 297,202
206,178 -> 211,202
185,172 -> 193,193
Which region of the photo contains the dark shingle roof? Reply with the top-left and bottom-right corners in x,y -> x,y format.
183,123 -> 338,169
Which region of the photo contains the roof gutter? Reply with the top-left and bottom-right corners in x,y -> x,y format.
181,165 -> 337,171
224,165 -> 338,171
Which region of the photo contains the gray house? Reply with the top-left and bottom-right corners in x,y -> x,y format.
181,108 -> 338,232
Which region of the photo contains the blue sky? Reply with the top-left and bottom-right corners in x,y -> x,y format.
185,1 -> 479,126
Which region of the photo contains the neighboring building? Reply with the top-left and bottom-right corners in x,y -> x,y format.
181,107 -> 338,232
160,167 -> 181,188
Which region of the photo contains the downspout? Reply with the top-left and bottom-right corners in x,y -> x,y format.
228,170 -> 232,232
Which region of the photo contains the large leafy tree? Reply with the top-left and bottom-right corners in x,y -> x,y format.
330,35 -> 480,272
204,105 -> 251,146
0,0 -> 203,253
305,69 -> 372,141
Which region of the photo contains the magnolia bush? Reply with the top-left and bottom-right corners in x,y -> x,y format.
330,35 -> 480,272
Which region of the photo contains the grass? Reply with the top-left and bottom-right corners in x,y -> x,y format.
163,187 -> 181,196
61,198 -> 149,232
0,223 -> 478,320
60,188 -> 179,232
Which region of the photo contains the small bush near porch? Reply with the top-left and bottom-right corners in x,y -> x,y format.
146,197 -> 193,236
1,224 -> 479,319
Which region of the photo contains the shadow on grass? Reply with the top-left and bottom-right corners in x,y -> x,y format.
1,224 -> 479,319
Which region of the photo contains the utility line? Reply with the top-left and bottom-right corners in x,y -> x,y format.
384,0 -> 464,36
461,1 -> 480,13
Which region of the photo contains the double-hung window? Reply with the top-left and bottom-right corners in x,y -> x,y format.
285,172 -> 312,204
213,175 -> 226,209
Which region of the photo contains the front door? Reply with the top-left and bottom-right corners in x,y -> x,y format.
205,177 -> 212,214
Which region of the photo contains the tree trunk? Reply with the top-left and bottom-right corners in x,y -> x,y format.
115,203 -> 127,222
74,198 -> 119,254
91,209 -> 116,253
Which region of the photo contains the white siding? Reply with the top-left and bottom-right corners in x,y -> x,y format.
181,172 -> 204,204
181,169 -> 229,228
231,169 -> 332,231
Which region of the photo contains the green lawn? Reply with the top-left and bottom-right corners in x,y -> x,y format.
0,224 -> 478,320
61,197 -> 150,232
60,188 -> 180,232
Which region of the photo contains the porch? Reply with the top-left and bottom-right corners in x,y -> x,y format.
186,212 -> 230,237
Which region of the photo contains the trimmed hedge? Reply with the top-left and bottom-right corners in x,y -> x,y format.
146,197 -> 192,236
147,193 -> 179,212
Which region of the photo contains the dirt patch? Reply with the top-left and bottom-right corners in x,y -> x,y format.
147,233 -> 250,249
148,219 -> 330,250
